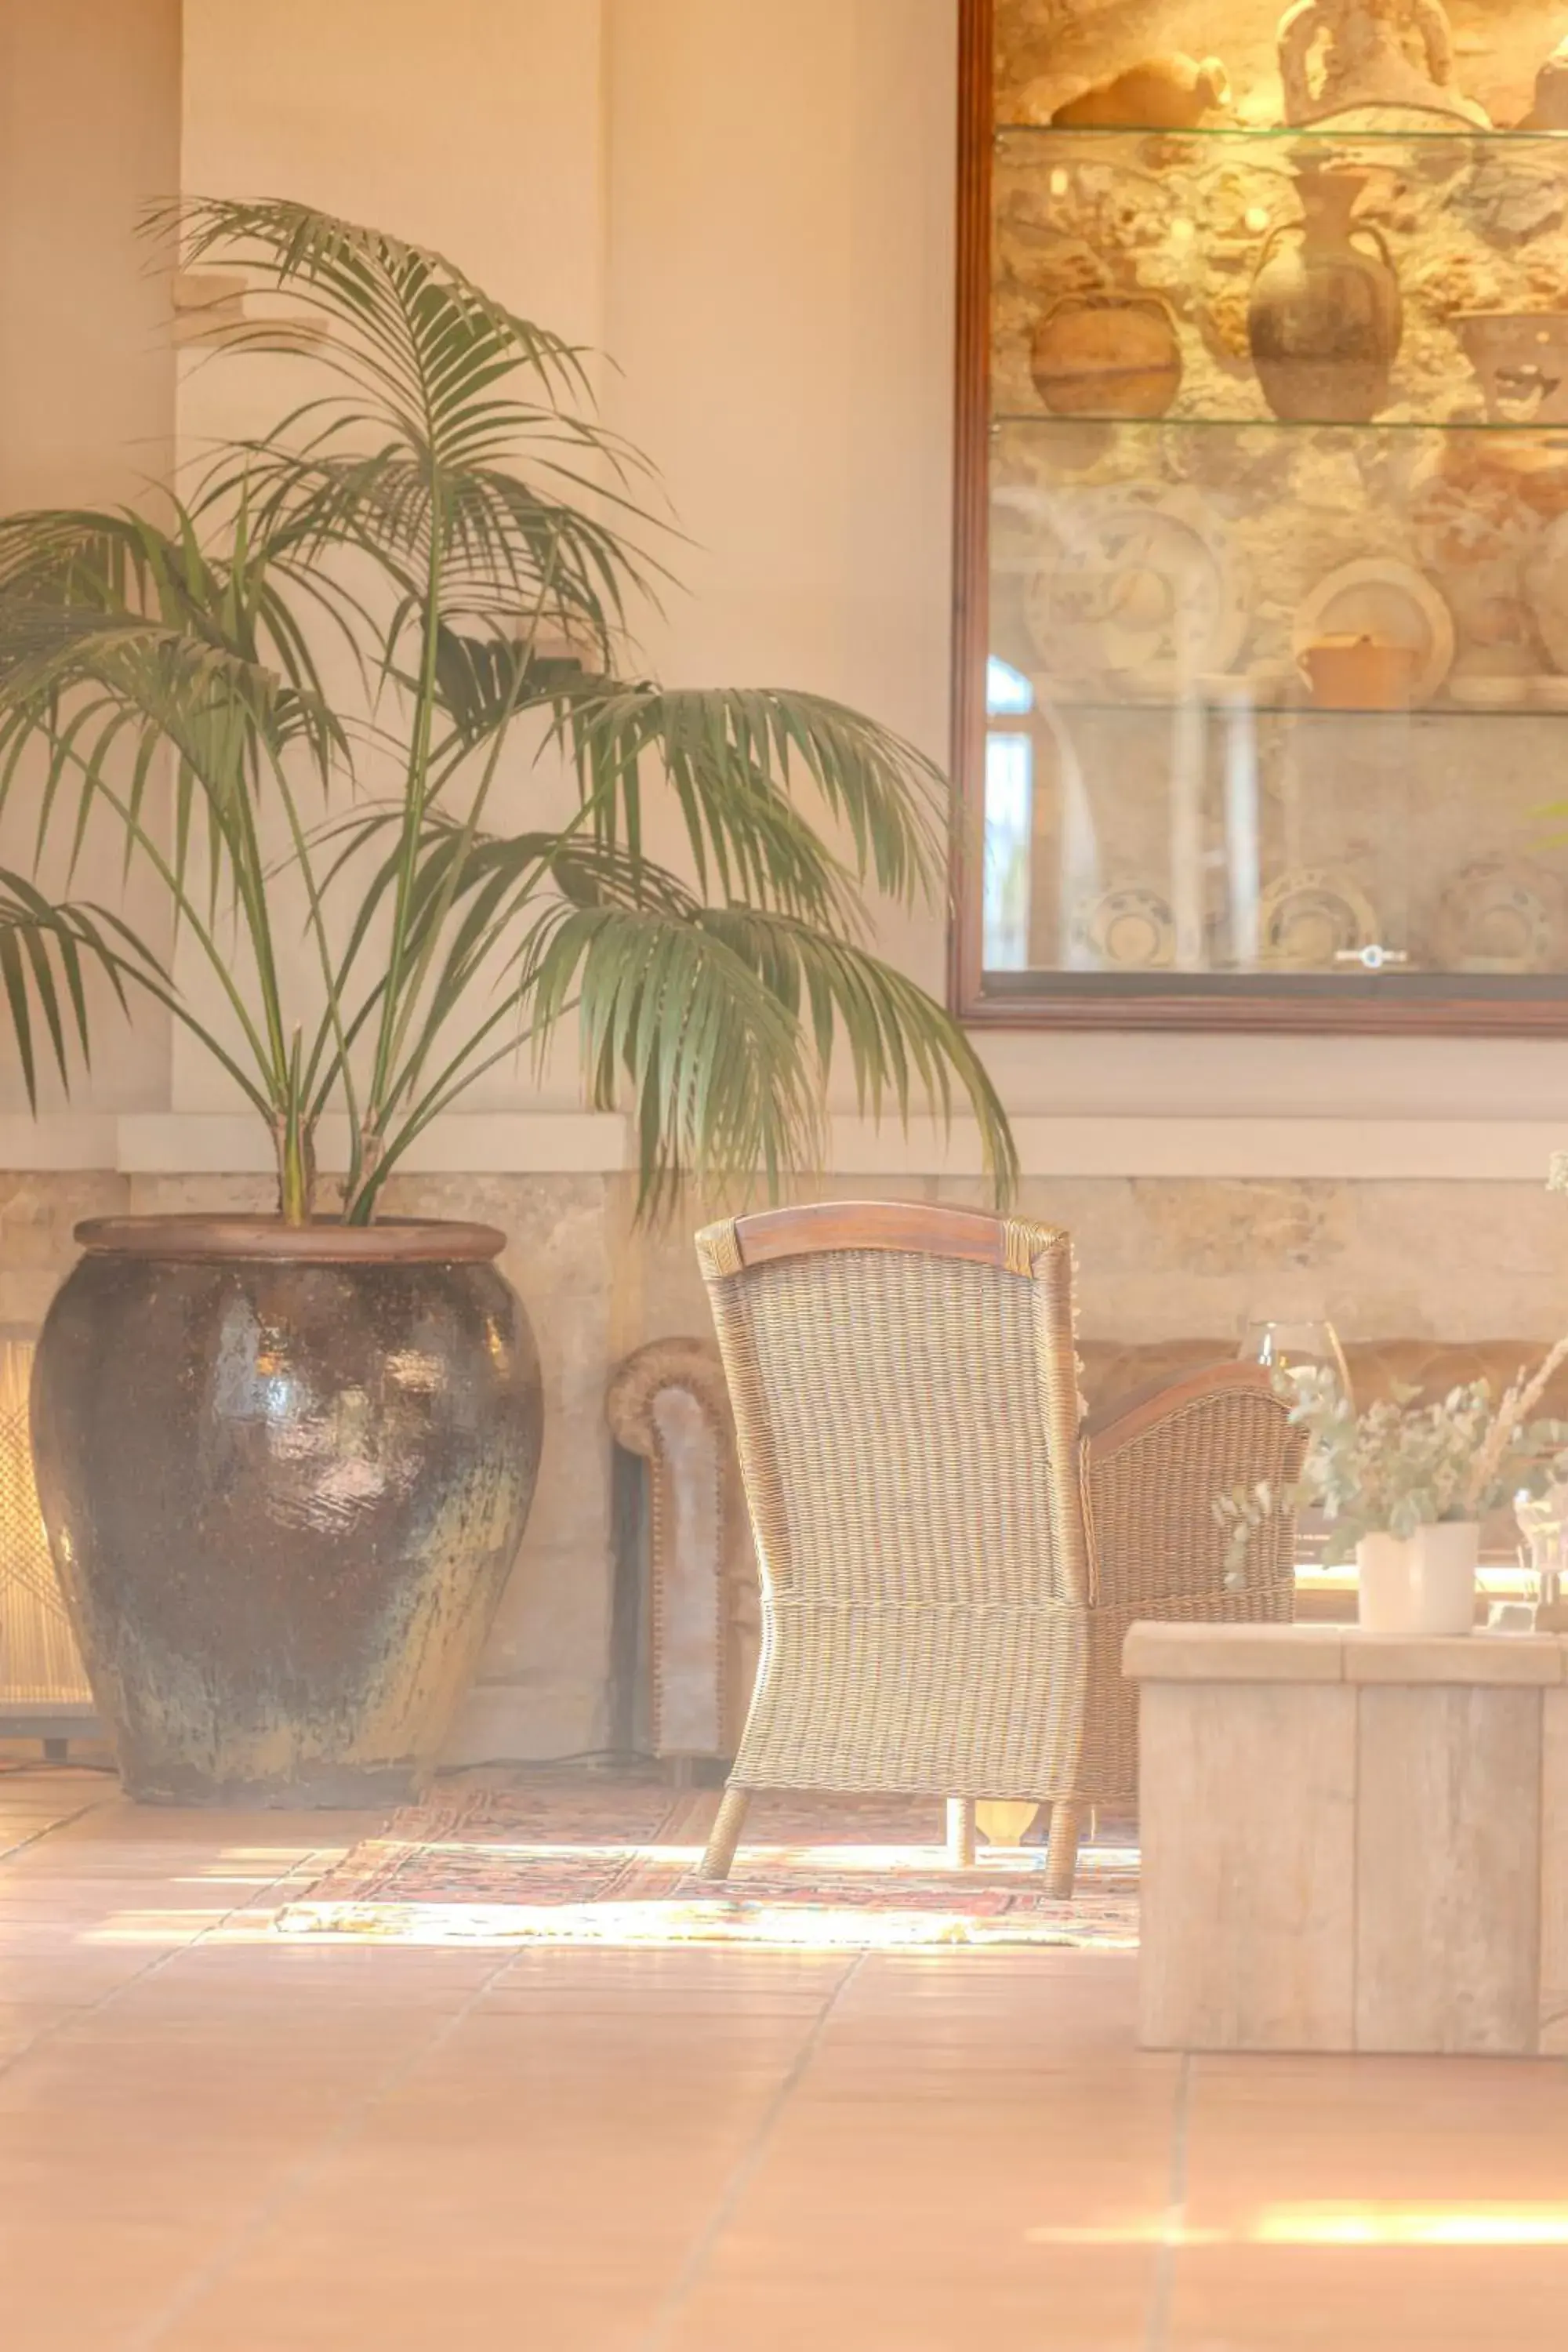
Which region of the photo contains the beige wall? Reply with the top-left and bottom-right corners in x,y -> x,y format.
179,0 -> 607,346
0,0 -> 180,1116
0,0 -> 181,508
602,0 -> 958,1005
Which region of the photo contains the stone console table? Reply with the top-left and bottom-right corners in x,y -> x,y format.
1124,1622 -> 1568,2058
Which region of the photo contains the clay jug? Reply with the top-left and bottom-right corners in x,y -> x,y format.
1030,291 -> 1182,419
1299,633 -> 1419,710
1247,166 -> 1402,423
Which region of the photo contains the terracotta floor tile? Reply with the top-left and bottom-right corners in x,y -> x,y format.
158,2287 -> 657,2352
1166,2245 -> 1568,2348
0,1999 -> 75,2060
0,1958 -> 168,2005
5,2248 -> 219,2352
662,2276 -> 1149,2352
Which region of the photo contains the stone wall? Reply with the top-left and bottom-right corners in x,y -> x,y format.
8,1165 -> 1568,1758
0,1176 -> 129,1333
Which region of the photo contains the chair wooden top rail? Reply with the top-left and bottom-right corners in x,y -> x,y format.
1083,1360 -> 1277,1454
705,1200 -> 1057,1273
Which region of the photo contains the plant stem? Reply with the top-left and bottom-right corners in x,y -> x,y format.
274,1029 -> 314,1224
275,1109 -> 314,1225
359,444 -> 448,1200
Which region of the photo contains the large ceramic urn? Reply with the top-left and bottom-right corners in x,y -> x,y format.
1248,165 -> 1403,424
31,1217 -> 543,1806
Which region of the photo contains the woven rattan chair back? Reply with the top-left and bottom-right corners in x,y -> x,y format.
694,1204 -> 1092,1831
1076,1373 -> 1304,1803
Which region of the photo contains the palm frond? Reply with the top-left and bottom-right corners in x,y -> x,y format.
554,684 -> 946,917
0,602 -> 339,898
161,197 -> 602,415
525,905 -> 820,1215
161,196 -> 671,630
524,900 -> 1017,1218
0,869 -> 165,1109
0,503 -> 350,789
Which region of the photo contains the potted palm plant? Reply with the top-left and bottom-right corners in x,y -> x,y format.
0,201 -> 1013,1804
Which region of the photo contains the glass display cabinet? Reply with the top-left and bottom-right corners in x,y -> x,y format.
954,0 -> 1568,1030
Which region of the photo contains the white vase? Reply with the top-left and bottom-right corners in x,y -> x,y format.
1356,1524 -> 1479,1636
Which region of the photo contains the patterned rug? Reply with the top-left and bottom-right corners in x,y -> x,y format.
277,1777 -> 1140,1950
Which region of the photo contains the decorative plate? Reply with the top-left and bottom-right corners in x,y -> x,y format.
1526,517 -> 1568,675
1024,487 -> 1252,695
1292,558 -> 1455,706
1072,884 -> 1177,971
1258,869 -> 1380,971
1447,674 -> 1530,710
1436,861 -> 1566,974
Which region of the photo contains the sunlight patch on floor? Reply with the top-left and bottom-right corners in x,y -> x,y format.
358,1838 -> 1139,1873
1028,2205 -> 1568,2250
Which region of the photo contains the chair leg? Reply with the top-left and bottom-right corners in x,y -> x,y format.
1046,1802 -> 1083,1900
700,1785 -> 752,1881
946,1798 -> 977,1869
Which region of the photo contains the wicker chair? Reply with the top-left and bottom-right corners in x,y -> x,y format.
695,1201 -> 1303,1895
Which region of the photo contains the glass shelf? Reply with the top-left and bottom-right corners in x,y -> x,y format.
992,696 -> 1568,720
993,411 -> 1568,434
996,122 -> 1568,146
978,970 -> 1568,998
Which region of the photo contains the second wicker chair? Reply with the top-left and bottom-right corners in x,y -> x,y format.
695,1202 -> 1301,1895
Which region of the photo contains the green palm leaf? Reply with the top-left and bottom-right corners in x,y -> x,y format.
525,900 -> 1016,1218
0,869 -> 166,1109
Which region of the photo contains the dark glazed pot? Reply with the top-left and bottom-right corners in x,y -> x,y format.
31,1217 -> 543,1806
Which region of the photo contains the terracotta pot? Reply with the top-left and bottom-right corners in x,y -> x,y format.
1356,1524 -> 1478,1637
1050,53 -> 1229,130
1029,292 -> 1182,419
31,1217 -> 543,1806
1248,166 -> 1402,423
1300,634 -> 1419,710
